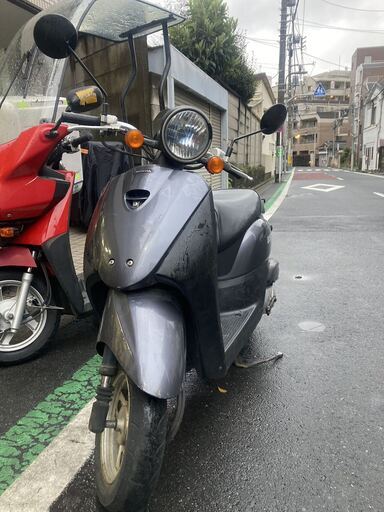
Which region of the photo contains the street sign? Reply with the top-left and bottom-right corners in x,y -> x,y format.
314,82 -> 326,97
276,146 -> 284,157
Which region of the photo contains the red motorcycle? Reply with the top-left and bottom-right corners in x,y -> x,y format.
0,119 -> 95,362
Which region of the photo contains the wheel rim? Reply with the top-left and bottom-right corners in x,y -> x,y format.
100,372 -> 131,484
0,280 -> 48,352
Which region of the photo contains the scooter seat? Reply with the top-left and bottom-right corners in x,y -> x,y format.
213,189 -> 262,251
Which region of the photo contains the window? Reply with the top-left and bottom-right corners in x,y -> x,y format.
371,102 -> 376,125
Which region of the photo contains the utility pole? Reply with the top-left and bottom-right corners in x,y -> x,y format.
275,0 -> 288,183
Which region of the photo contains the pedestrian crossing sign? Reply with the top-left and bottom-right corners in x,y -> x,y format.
314,83 -> 326,97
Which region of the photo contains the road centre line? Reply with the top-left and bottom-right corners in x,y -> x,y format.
374,192 -> 384,198
0,174 -> 295,508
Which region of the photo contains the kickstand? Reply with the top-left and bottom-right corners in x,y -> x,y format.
234,351 -> 283,369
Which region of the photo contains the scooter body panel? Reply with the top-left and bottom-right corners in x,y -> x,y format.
42,233 -> 85,315
97,288 -> 186,399
0,124 -> 69,222
84,165 -> 210,290
85,165 -> 277,382
218,217 -> 272,312
85,165 -> 226,379
0,246 -> 37,268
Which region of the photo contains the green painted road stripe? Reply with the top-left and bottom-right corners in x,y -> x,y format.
264,182 -> 286,211
0,354 -> 100,496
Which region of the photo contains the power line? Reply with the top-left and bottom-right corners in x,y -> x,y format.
318,0 -> 384,12
369,85 -> 384,104
298,19 -> 384,34
303,51 -> 349,69
245,36 -> 279,48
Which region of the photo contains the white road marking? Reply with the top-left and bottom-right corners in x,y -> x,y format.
301,183 -> 345,193
374,192 -> 384,198
336,177 -> 344,181
342,169 -> 384,179
264,170 -> 295,221
0,403 -> 94,512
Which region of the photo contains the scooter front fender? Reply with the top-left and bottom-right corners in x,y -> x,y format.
97,288 -> 186,399
0,246 -> 37,268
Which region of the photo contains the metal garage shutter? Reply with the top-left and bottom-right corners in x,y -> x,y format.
175,86 -> 222,189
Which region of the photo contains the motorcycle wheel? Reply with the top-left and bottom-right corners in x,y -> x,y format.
95,370 -> 167,512
0,270 -> 60,364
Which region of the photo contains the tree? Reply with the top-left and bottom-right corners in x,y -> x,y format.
168,0 -> 257,103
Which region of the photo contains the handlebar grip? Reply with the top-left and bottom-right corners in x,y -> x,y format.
61,112 -> 101,126
71,132 -> 93,148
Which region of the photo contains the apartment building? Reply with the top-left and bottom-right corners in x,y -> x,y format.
350,46 -> 384,168
290,69 -> 351,166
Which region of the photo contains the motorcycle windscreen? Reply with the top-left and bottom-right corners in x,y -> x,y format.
0,0 -> 94,144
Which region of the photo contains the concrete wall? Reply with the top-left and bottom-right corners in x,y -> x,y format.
148,44 -> 229,188
62,35 -> 152,134
228,91 -> 261,170
253,78 -> 276,175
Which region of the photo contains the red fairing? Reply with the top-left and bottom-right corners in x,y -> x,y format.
0,124 -> 68,221
15,170 -> 75,245
0,246 -> 37,268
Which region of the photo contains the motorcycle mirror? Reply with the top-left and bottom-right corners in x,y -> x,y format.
66,86 -> 104,114
33,14 -> 78,59
260,104 -> 287,135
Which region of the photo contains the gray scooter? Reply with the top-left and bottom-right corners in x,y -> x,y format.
33,5 -> 287,511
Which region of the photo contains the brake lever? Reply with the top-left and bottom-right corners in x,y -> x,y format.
224,162 -> 253,182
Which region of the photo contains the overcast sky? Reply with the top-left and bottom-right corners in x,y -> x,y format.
225,0 -> 384,81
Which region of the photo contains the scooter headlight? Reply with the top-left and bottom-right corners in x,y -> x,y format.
160,107 -> 212,164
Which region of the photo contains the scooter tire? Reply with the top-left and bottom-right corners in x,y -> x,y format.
95,371 -> 167,512
0,269 -> 60,364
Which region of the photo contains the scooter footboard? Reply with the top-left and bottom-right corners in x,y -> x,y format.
97,288 -> 186,399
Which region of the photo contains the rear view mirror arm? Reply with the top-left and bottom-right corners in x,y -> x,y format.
158,20 -> 172,111
66,45 -> 109,115
120,34 -> 137,122
225,129 -> 263,157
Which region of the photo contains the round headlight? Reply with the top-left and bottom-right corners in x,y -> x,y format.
161,107 -> 212,163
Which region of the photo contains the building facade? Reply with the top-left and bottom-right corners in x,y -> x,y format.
290,70 -> 351,166
350,47 -> 384,169
0,0 -> 58,51
362,81 -> 384,171
250,73 -> 276,176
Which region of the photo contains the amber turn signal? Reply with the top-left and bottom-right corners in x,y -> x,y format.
0,227 -> 17,238
125,130 -> 144,150
206,156 -> 225,174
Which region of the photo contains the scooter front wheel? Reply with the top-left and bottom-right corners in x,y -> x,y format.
0,270 -> 60,364
95,370 -> 167,512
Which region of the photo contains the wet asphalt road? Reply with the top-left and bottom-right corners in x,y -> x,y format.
3,168 -> 384,511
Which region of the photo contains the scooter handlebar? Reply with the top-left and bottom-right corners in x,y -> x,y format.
70,132 -> 94,148
61,112 -> 101,126
224,161 -> 253,182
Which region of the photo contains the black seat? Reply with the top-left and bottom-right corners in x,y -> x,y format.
213,189 -> 262,251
